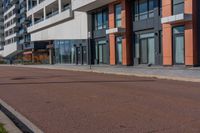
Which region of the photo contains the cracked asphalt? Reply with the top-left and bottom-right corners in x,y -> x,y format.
0,66 -> 200,133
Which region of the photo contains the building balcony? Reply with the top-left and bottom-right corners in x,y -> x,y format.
28,9 -> 72,33
27,0 -> 57,17
106,27 -> 125,35
161,13 -> 192,24
0,42 -> 18,57
72,0 -> 116,11
5,33 -> 17,41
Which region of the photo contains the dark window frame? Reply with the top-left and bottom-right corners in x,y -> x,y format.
93,8 -> 109,30
133,0 -> 157,21
114,3 -> 122,27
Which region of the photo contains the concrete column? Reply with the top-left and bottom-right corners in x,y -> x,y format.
32,14 -> 35,25
32,49 -> 35,63
26,0 -> 29,11
49,48 -> 53,65
44,7 -> 46,19
37,0 -> 39,5
58,0 -> 62,13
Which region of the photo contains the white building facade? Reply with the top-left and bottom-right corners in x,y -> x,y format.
0,0 -> 4,51
27,0 -> 88,65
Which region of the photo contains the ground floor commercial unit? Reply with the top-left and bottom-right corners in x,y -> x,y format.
72,0 -> 200,67
24,0 -> 200,67
53,39 -> 88,65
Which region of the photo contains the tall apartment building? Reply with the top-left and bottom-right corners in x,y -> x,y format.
26,0 -> 88,65
0,0 -> 4,51
0,0 -> 34,61
1,0 -> 21,58
71,0 -> 200,67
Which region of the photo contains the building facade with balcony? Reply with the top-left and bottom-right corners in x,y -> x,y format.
72,0 -> 200,67
0,0 -> 20,58
161,0 -> 199,66
0,0 -> 4,51
26,0 -> 88,65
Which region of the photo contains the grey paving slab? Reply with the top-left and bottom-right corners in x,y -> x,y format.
13,64 -> 200,82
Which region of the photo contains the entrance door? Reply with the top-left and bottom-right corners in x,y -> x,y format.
116,36 -> 123,64
140,37 -> 155,65
173,26 -> 185,65
140,39 -> 148,64
95,40 -> 108,64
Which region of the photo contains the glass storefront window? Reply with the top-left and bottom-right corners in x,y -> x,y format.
94,9 -> 108,30
115,4 -> 122,27
134,0 -> 156,21
135,32 -> 155,65
53,40 -> 77,64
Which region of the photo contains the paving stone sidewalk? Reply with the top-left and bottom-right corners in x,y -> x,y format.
13,64 -> 200,82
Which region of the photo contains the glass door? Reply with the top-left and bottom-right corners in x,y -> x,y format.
139,33 -> 155,65
148,37 -> 155,64
116,36 -> 123,64
140,39 -> 148,64
173,26 -> 185,65
174,35 -> 184,64
95,40 -> 108,64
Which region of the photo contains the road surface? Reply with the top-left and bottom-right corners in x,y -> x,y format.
0,66 -> 200,133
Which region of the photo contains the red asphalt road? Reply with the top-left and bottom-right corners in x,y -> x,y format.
0,66 -> 200,133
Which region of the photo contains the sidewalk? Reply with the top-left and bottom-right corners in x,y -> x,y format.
12,64 -> 200,82
0,111 -> 22,133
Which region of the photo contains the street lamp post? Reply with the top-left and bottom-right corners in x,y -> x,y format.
88,32 -> 92,70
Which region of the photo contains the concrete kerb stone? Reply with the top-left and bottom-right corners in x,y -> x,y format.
0,99 -> 44,133
14,65 -> 200,83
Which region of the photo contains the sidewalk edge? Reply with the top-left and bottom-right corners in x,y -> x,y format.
0,99 -> 44,133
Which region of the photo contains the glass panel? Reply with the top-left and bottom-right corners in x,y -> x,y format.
173,0 -> 184,15
99,45 -> 103,63
134,0 -> 139,21
140,39 -> 148,64
103,10 -> 108,29
135,35 -> 140,58
148,38 -> 155,64
149,0 -> 154,18
71,47 -> 75,64
95,43 -> 99,61
102,44 -> 108,64
116,37 -> 123,64
139,0 -> 148,20
97,12 -> 103,30
175,36 -> 184,64
140,33 -> 155,39
60,41 -> 65,64
115,4 -> 122,27
173,26 -> 184,34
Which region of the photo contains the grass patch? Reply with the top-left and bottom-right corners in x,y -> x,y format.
0,123 -> 8,133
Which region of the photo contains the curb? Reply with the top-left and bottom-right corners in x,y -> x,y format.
0,99 -> 44,133
16,65 -> 200,83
